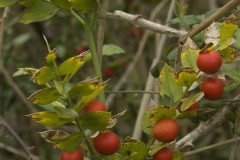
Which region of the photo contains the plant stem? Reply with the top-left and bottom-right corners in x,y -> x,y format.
75,118 -> 95,155
70,10 -> 106,103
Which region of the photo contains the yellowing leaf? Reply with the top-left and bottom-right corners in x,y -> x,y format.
74,80 -> 108,111
179,92 -> 204,112
46,49 -> 57,65
176,67 -> 197,86
0,0 -> 18,7
32,66 -> 54,85
27,111 -> 73,126
57,54 -> 85,75
28,88 -> 61,105
68,77 -> 100,98
39,130 -> 70,143
218,47 -> 240,63
18,0 -> 41,7
150,105 -> 176,125
181,48 -> 200,72
13,67 -> 38,77
159,64 -> 182,102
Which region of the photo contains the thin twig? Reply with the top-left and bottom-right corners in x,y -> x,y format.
0,142 -> 28,159
0,116 -> 39,160
184,137 -> 240,158
179,0 -> 240,44
97,0 -> 109,65
132,0 -> 175,139
106,10 -> 186,37
106,0 -> 168,107
105,90 -> 159,94
0,7 -> 8,63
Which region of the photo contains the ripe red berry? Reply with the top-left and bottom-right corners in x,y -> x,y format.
152,118 -> 179,142
102,67 -> 115,78
84,100 -> 106,112
93,132 -> 120,155
61,148 -> 83,160
187,102 -> 200,111
153,147 -> 173,160
201,77 -> 223,100
197,50 -> 222,73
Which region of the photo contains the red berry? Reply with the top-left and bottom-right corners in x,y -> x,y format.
84,100 -> 106,112
93,132 -> 120,155
197,50 -> 222,73
152,118 -> 179,142
187,102 -> 200,111
102,67 -> 114,78
201,77 -> 223,100
153,147 -> 173,160
76,46 -> 88,55
61,148 -> 83,160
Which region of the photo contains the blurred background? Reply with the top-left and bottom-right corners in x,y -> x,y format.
0,0 -> 239,159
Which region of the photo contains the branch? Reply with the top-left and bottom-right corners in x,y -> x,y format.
0,142 -> 28,159
184,137 -> 240,158
0,116 -> 39,160
106,0 -> 168,106
132,0 -> 175,139
97,0 -> 109,65
180,0 -> 240,44
106,10 -> 186,37
176,104 -> 233,150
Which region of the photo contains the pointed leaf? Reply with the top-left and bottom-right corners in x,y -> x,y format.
204,22 -> 220,47
19,1 -> 60,24
159,64 -> 182,102
68,77 -> 100,98
141,109 -> 153,135
179,92 -> 204,112
102,44 -> 125,56
13,67 -> 38,77
0,0 -> 19,7
53,107 -> 78,118
176,67 -> 197,86
51,133 -> 83,152
32,66 -> 54,85
39,130 -> 70,143
218,47 -> 240,63
57,54 -> 85,75
74,80 -> 108,111
78,111 -> 111,131
28,88 -> 61,105
181,48 -> 200,71
46,49 -> 57,65
18,0 -> 41,7
69,0 -> 98,12
52,0 -> 70,9
120,137 -> 148,160
182,37 -> 198,52
107,110 -> 127,129
27,111 -> 73,126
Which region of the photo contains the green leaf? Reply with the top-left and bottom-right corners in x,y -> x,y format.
179,92 -> 203,112
69,0 -> 98,12
102,44 -> 125,56
28,88 -> 61,105
78,111 -> 111,131
46,49 -> 57,65
175,110 -> 197,119
169,15 -> 202,26
120,137 -> 148,160
150,105 -> 176,125
159,64 -> 182,102
40,131 -> 83,152
224,82 -> 240,92
141,109 -> 153,135
31,66 -> 54,85
19,1 -> 60,24
0,0 -> 19,7
176,67 -> 197,87
68,77 -> 100,98
57,54 -> 85,75
225,71 -> 240,81
13,67 -> 38,77
18,0 -> 41,7
53,107 -> 78,118
27,111 -> 73,126
181,48 -> 200,71
51,0 -> 70,9
74,80 -> 108,111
